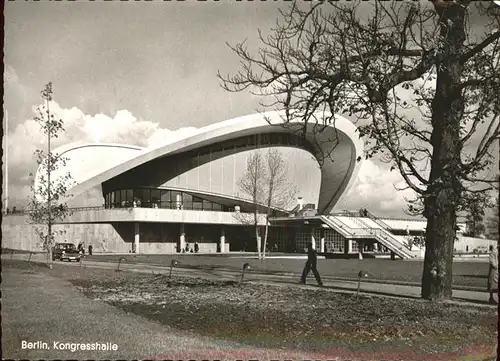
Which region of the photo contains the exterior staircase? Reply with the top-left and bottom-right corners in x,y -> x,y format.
320,214 -> 416,259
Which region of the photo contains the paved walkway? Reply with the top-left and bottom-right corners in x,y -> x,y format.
3,253 -> 496,307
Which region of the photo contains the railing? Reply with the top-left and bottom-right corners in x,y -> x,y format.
322,215 -> 414,258
3,206 -> 106,216
330,211 -> 362,217
320,216 -> 352,237
348,228 -> 414,258
330,210 -> 395,231
4,204 -> 260,217
348,216 -> 366,229
365,210 -> 395,231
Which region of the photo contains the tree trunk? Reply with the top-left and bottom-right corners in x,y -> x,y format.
47,248 -> 53,270
254,210 -> 261,260
421,7 -> 466,301
263,216 -> 269,260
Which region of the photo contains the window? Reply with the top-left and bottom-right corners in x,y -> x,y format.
203,200 -> 212,211
120,190 -> 127,207
126,190 -> 133,205
151,189 -> 160,208
115,190 -> 121,207
134,189 -> 150,207
183,193 -> 193,209
212,203 -> 222,211
192,196 -> 203,210
160,190 -> 171,208
171,191 -> 182,209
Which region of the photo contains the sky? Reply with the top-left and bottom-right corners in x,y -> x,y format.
3,0 -> 498,219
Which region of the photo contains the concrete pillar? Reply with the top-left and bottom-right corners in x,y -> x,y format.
134,222 -> 140,254
311,228 -> 316,250
220,227 -> 225,253
343,239 -> 353,254
180,223 -> 186,252
358,240 -> 364,260
320,229 -> 325,253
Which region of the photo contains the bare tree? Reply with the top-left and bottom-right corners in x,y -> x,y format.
237,150 -> 296,259
262,149 -> 297,259
219,1 -> 500,300
27,83 -> 73,269
238,152 -> 266,259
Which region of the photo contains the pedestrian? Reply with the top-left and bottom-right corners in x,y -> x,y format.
300,241 -> 323,286
88,244 -> 93,256
194,242 -> 199,253
487,244 -> 498,305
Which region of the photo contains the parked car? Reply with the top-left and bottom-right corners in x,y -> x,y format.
52,242 -> 82,262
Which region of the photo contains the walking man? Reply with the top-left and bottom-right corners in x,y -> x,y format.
300,242 -> 323,286
488,244 -> 498,305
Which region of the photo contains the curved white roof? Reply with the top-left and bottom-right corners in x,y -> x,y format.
39,110 -> 364,214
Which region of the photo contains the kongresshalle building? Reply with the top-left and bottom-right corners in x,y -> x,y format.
3,111 -> 443,259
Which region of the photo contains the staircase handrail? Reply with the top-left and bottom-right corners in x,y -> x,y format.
348,216 -> 367,229
348,228 -> 414,258
365,210 -> 394,231
322,216 -> 414,259
321,216 -> 353,237
331,211 -> 362,217
372,229 -> 414,258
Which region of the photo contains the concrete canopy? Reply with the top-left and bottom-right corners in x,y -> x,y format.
40,110 -> 364,215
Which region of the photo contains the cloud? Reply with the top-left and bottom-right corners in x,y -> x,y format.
337,159 -> 417,218
5,101 -> 200,208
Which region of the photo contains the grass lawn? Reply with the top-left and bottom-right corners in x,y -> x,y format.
84,254 -> 490,289
3,259 -> 497,360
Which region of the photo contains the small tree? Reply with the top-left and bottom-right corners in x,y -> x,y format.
237,152 -> 266,260
27,83 -> 73,269
237,149 -> 296,259
262,149 -> 297,259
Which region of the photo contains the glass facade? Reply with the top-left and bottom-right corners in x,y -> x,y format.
183,132 -> 316,158
351,241 -> 359,253
324,229 -> 345,253
104,188 -> 232,212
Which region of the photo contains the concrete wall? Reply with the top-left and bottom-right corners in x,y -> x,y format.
454,235 -> 497,253
63,207 -> 268,225
2,215 -> 231,254
2,216 -> 132,253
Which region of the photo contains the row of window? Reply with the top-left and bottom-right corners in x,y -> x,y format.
184,132 -> 315,159
104,189 -> 232,212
